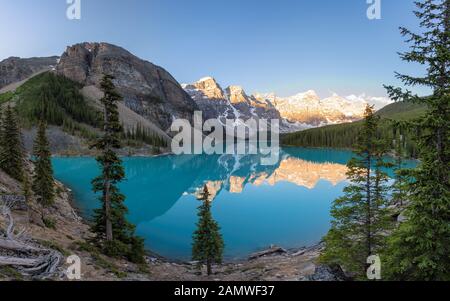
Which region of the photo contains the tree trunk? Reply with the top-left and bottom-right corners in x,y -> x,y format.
206,259 -> 212,276
103,105 -> 113,242
366,154 -> 372,259
104,176 -> 113,241
0,203 -> 62,278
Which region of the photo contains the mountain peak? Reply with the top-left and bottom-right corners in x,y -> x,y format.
191,76 -> 225,100
57,41 -> 197,130
290,90 -> 320,102
225,85 -> 249,104
197,76 -> 216,83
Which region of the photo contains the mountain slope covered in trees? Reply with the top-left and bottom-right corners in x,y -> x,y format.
281,102 -> 426,156
0,72 -> 168,150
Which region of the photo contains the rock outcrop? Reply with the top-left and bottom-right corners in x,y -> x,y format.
57,42 -> 198,131
183,77 -> 387,133
0,56 -> 59,90
183,77 -> 281,125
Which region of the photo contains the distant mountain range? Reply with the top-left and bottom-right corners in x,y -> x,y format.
0,42 -> 396,149
183,77 -> 392,132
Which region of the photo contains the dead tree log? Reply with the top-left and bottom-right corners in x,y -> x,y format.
0,200 -> 63,279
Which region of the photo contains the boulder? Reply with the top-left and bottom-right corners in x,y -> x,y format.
304,264 -> 350,281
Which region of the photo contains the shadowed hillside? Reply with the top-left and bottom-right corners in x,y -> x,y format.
281,102 -> 427,157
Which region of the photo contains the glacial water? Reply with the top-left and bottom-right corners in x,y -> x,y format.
52,148 -> 416,261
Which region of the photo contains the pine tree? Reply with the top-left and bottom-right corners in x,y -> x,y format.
383,0 -> 450,280
0,106 -> 24,181
391,121 -> 410,207
321,106 -> 393,279
32,120 -> 55,207
23,172 -> 32,205
91,74 -> 145,263
192,185 -> 224,276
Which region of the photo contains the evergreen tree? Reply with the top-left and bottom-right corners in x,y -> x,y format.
91,74 -> 145,263
32,120 -> 55,207
321,106 -> 393,279
391,121 -> 410,207
192,185 -> 224,276
0,106 -> 24,181
383,0 -> 450,280
23,172 -> 32,205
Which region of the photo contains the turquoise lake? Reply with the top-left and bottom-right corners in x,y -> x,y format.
52,148 -> 415,261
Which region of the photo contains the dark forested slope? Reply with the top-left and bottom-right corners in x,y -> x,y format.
281,102 -> 426,157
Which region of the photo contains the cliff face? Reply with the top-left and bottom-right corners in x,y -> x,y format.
0,56 -> 59,90
183,77 -> 281,123
56,42 -> 198,130
183,77 -> 379,133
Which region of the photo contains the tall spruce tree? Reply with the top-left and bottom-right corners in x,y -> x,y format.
32,120 -> 55,207
383,0 -> 450,280
321,106 -> 393,279
91,74 -> 145,263
391,121 -> 410,207
0,106 -> 24,181
192,185 -> 224,276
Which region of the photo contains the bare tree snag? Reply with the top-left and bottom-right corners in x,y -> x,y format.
0,200 -> 63,279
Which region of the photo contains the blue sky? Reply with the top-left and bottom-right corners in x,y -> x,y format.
0,0 -> 429,97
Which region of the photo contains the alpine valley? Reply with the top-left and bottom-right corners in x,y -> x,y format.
0,42 -> 395,153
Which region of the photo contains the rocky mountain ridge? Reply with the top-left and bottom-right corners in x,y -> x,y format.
1,43 -> 392,138
0,56 -> 59,91
183,76 -> 392,132
182,77 -> 281,127
56,42 -> 198,131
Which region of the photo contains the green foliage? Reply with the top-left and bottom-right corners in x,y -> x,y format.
32,120 -> 55,207
321,106 -> 393,279
0,91 -> 14,105
391,122 -> 412,207
91,74 -> 145,264
122,123 -> 167,148
14,72 -> 101,128
0,266 -> 24,281
0,106 -> 24,181
192,185 -> 224,276
42,217 -> 57,230
36,239 -> 70,256
382,0 -> 450,280
72,241 -> 127,278
282,102 -> 426,157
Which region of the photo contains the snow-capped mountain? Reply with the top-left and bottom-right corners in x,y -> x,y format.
183,77 -> 392,133
182,77 -> 281,125
257,92 -> 368,127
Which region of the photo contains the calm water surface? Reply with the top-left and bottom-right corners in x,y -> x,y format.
52,148 -> 415,260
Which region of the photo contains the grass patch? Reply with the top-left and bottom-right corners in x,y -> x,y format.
0,266 -> 24,281
0,91 -> 14,105
42,217 -> 57,230
37,239 -> 71,257
72,241 -> 128,278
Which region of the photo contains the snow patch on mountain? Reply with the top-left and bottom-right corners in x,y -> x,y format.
183,77 -> 392,133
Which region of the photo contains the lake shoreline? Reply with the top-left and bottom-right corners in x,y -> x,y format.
61,167 -> 324,266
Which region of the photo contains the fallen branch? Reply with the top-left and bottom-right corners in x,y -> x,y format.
249,245 -> 287,260
0,200 -> 63,279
